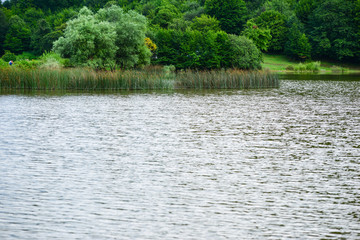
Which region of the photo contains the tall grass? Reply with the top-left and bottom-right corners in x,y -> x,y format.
175,69 -> 279,89
0,67 -> 279,90
286,61 -> 321,73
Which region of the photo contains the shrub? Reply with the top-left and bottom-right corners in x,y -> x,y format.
286,65 -> 294,71
15,59 -> 40,69
38,51 -> 66,69
0,58 -> 9,69
16,52 -> 37,60
2,50 -> 16,62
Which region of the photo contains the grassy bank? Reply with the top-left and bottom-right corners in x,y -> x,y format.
0,67 -> 279,90
262,54 -> 360,74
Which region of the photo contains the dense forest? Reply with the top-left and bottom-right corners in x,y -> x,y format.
0,0 -> 359,70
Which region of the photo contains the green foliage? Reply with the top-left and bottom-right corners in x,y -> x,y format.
262,0 -> 293,19
16,51 -> 37,60
14,59 -> 40,69
289,61 -> 320,72
205,0 -> 247,35
191,14 -> 221,32
0,58 -> 9,69
168,18 -> 191,31
2,50 -> 16,62
242,20 -> 272,51
228,35 -> 263,70
46,8 -> 77,29
96,5 -> 151,68
24,7 -> 45,29
151,4 -> 180,28
183,2 -> 205,21
284,16 -> 311,60
153,28 -> 262,70
53,7 -> 117,70
308,0 -> 359,61
0,8 -> 9,55
54,5 -> 150,70
254,10 -> 287,52
295,0 -> 315,24
1,0 -> 359,65
31,19 -> 52,55
4,15 -> 31,54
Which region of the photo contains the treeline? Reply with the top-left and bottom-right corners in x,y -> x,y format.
0,0 -> 359,70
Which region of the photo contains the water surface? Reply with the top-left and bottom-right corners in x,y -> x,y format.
0,77 -> 359,239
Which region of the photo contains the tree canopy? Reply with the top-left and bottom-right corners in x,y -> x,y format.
53,5 -> 150,69
1,0 -> 359,66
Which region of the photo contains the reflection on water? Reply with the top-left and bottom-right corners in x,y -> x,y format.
0,78 -> 359,239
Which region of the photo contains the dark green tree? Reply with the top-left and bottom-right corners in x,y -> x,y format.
4,15 -> 31,54
295,0 -> 315,24
24,7 -> 45,29
284,16 -> 311,60
31,19 -> 52,55
205,0 -> 247,35
0,8 -> 9,55
307,0 -> 359,61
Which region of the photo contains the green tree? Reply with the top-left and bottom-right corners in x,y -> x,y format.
307,0 -> 359,60
190,14 -> 221,32
242,20 -> 271,51
215,31 -> 232,68
0,8 -> 9,55
183,1 -> 205,21
228,35 -> 262,69
205,0 -> 247,35
24,7 -> 45,29
262,0 -> 293,18
53,7 -> 118,69
254,10 -> 287,52
151,4 -> 180,28
4,15 -> 31,54
295,0 -> 315,24
284,17 -> 311,60
31,19 -> 52,55
96,5 -> 151,68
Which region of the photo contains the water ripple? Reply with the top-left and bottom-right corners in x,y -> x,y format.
0,80 -> 359,239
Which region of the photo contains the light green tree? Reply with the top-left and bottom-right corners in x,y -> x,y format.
53,7 -> 118,69
53,6 -> 151,69
96,5 -> 151,68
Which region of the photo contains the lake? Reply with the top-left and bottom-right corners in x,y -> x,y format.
0,75 -> 359,239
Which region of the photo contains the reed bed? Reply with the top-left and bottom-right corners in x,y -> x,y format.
175,69 -> 279,89
0,67 -> 279,90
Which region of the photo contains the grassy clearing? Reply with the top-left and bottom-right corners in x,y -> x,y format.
0,67 -> 279,90
262,53 -> 360,74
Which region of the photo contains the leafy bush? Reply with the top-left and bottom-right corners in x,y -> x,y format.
286,65 -> 294,71
292,61 -> 321,72
15,59 -> 40,69
2,50 -> 16,62
331,65 -> 349,73
228,35 -> 263,70
0,58 -> 9,69
39,51 -> 64,69
16,52 -> 37,60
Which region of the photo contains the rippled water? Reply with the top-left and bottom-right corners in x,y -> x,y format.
0,78 -> 359,239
